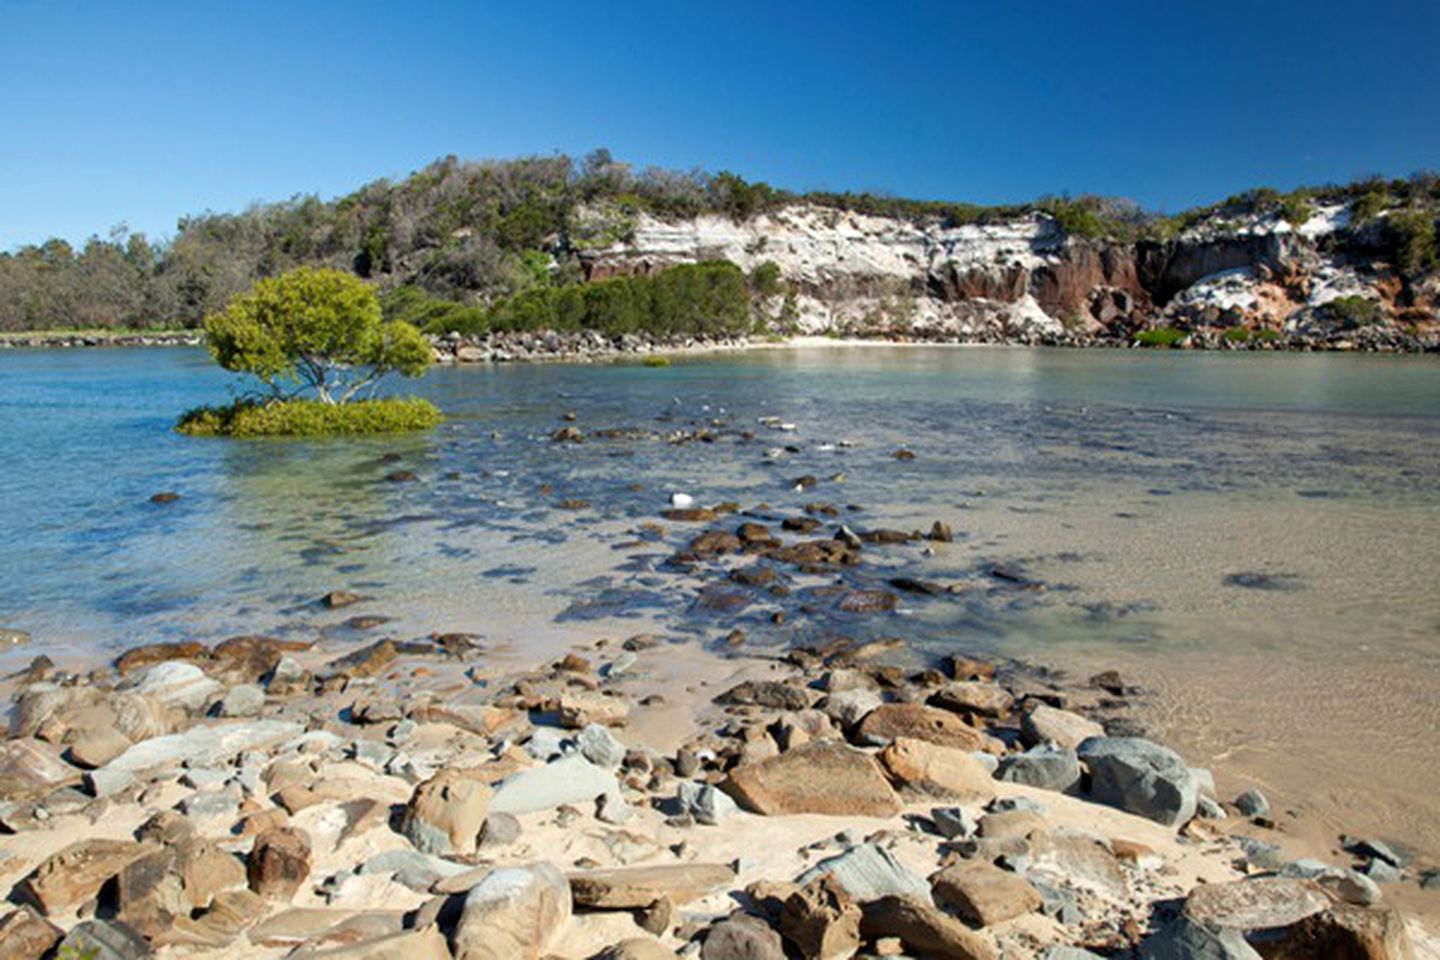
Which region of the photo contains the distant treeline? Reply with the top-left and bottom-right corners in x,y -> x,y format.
1,149 -> 1436,331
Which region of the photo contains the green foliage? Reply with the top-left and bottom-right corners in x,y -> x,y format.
641,355 -> 671,367
380,284 -> 486,333
1134,326 -> 1188,348
1386,210 -> 1437,275
56,942 -> 100,960
748,260 -> 783,299
1349,189 -> 1390,225
204,267 -> 430,403
1322,295 -> 1383,329
176,397 -> 442,437
1277,194 -> 1313,227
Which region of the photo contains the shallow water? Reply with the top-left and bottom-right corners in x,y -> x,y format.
2,344 -> 1439,857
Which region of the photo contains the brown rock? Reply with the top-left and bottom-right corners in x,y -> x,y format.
569,863 -> 735,908
116,641 -> 207,675
976,810 -> 1047,841
324,590 -> 367,608
944,655 -> 996,681
1183,877 -> 1330,932
68,725 -> 134,768
209,635 -> 311,683
837,589 -> 900,613
662,507 -> 718,522
1028,832 -> 1127,899
18,838 -> 152,914
930,861 -> 1043,927
778,875 -> 862,960
247,826 -> 311,900
401,768 -> 493,857
117,838 -> 247,941
855,703 -> 988,752
702,913 -> 785,960
722,741 -> 901,817
453,862 -> 571,960
1257,902 -> 1416,960
1019,703 -> 1105,750
716,680 -> 812,711
860,895 -> 997,960
929,682 -> 1014,718
328,640 -> 397,679
303,924 -> 454,959
0,738 -> 78,799
600,938 -> 680,960
0,905 -> 63,960
409,702 -> 517,736
691,531 -> 743,557
879,737 -> 996,801
768,539 -> 859,568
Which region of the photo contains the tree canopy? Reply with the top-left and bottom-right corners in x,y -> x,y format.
204,267 -> 430,404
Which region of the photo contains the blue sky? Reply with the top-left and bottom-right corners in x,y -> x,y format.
2,0 -> 1437,249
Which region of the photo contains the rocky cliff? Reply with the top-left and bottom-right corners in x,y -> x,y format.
579,202 -> 1439,349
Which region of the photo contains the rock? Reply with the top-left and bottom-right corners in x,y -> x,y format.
69,726 -> 134,769
855,703 -> 989,751
1238,837 -> 1288,871
300,925 -> 453,959
977,809 -> 1046,841
837,589 -> 900,613
798,843 -> 929,902
777,875 -> 861,960
930,682 -> 1014,718
115,838 -> 247,940
1234,789 -> 1269,818
1020,704 -> 1105,750
1077,736 -> 1199,826
0,905 -> 63,960
1089,670 -> 1130,696
931,860 -> 1043,927
90,720 -> 302,794
328,639 -> 398,679
701,913 -> 785,960
115,641 -> 207,676
722,741 -> 900,817
597,792 -> 634,824
1365,858 -> 1404,884
324,590 -> 367,608
18,838 -> 152,914
600,939 -> 679,960
557,690 -> 630,727
402,768 -> 493,856
1182,877 -> 1329,932
247,827 -> 312,900
1258,902 -> 1416,960
490,755 -> 619,815
570,863 -> 735,908
0,738 -> 78,799
860,895 -> 998,960
716,680 -> 812,711
817,688 -> 884,729
931,806 -> 979,840
219,684 -> 266,718
1043,949 -> 1105,960
55,919 -> 153,960
879,736 -> 996,801
453,862 -> 570,960
361,850 -> 471,884
678,780 -> 739,825
577,723 -> 626,769
1028,831 -> 1128,899
1352,838 -> 1408,868
1140,917 -> 1261,959
1321,871 -> 1382,907
996,745 -> 1082,792
120,661 -> 223,712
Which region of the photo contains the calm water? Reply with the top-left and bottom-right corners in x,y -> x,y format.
2,344 -> 1439,854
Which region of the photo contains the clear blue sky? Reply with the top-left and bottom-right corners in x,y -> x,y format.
3,0 -> 1437,249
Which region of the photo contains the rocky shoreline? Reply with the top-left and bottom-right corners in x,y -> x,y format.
0,332 -> 203,350
2,499 -> 1435,958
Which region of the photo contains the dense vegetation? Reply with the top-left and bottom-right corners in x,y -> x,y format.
2,150 -> 1436,332
180,267 -> 438,437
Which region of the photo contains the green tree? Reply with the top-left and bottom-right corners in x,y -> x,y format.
204,267 -> 430,404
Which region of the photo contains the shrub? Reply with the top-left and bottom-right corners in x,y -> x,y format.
176,397 -> 442,437
1134,326 -> 1188,348
1277,194 -> 1313,227
1322,295 -> 1383,329
1386,210 -> 1437,275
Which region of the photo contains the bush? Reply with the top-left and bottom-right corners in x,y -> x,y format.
1134,326 -> 1188,348
1386,210 -> 1437,275
1322,296 -> 1383,329
176,397 -> 442,437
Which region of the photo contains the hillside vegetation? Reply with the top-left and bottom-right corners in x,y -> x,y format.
1,150 -> 1436,333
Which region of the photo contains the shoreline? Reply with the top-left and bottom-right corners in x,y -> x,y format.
3,508 -> 1437,957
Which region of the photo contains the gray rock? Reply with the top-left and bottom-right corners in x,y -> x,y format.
596,791 -> 633,824
179,767 -> 229,790
678,781 -> 737,825
93,720 -> 302,789
1234,789 -> 1269,818
1197,796 -> 1228,820
796,842 -> 929,902
817,688 -> 883,729
1077,736 -> 1199,827
490,754 -> 619,815
1322,870 -> 1382,906
1033,881 -> 1084,925
479,812 -> 522,848
265,655 -> 306,687
360,848 -> 471,880
121,662 -> 222,712
1021,704 -> 1105,750
218,684 -> 265,718
57,918 -> 153,960
1237,837 -> 1286,871
179,783 -> 241,819
577,724 -> 626,770
1419,868 -> 1440,890
997,745 -> 1080,793
453,861 -> 571,960
351,739 -> 395,767
971,751 -> 999,774
930,806 -> 978,840
1043,948 -> 1105,960
524,727 -> 568,762
988,796 -> 1046,815
1365,857 -> 1404,883
1352,838 -> 1407,867
1191,768 -> 1217,799
1140,917 -> 1261,959
1278,858 -> 1344,882
701,913 -> 785,959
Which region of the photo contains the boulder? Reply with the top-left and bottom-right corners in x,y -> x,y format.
879,736 -> 996,800
91,720 -> 302,794
678,780 -> 739,824
1257,902 -> 1416,960
247,827 -> 312,901
120,661 -> 222,712
0,738 -> 78,799
855,703 -> 989,751
1140,917 -> 1261,959
1077,736 -> 1199,826
930,861 -> 1043,926
577,723 -> 626,769
930,682 -> 1014,718
569,863 -> 735,908
116,839 -> 246,940
701,913 -> 785,960
1020,704 -> 1105,750
0,905 -> 63,960
301,925 -> 453,959
715,680 -> 812,711
18,838 -> 152,914
115,641 -> 207,676
489,755 -> 619,815
798,843 -> 929,902
599,939 -> 680,960
54,919 -> 153,960
722,741 -> 900,817
218,684 -> 265,718
860,895 -> 998,960
1182,877 -> 1329,932
996,745 -> 1082,792
69,725 -> 134,769
777,875 -> 862,960
452,862 -> 571,960
402,768 -> 493,856
817,689 -> 883,729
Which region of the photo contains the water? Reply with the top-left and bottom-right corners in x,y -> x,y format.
2,344 -> 1439,856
